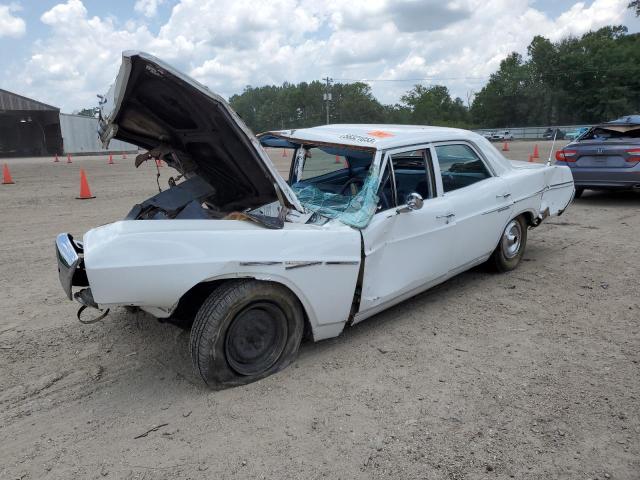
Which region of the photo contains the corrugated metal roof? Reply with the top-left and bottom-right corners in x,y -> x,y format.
0,89 -> 59,112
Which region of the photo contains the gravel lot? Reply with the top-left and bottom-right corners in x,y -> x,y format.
1,140 -> 638,479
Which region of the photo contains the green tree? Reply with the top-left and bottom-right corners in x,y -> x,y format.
230,80 -> 385,132
629,1 -> 639,16
76,107 -> 98,117
470,26 -> 640,126
400,85 -> 469,126
470,53 -> 529,127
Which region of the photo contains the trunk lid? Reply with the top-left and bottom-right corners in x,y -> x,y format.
98,51 -> 302,213
571,141 -> 637,168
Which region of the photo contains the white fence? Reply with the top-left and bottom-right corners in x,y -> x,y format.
60,113 -> 138,154
474,124 -> 592,140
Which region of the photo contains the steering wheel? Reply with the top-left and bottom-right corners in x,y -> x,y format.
339,177 -> 364,196
377,189 -> 391,210
376,167 -> 393,211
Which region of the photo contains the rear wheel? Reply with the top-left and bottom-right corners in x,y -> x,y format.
489,216 -> 528,272
574,188 -> 584,199
190,280 -> 304,389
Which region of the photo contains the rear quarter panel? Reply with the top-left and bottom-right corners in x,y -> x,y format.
504,162 -> 574,219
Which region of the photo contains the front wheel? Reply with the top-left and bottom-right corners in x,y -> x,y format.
574,188 -> 584,199
190,280 -> 304,389
489,216 -> 528,272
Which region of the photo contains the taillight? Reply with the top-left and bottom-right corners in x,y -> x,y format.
555,149 -> 578,162
626,148 -> 640,163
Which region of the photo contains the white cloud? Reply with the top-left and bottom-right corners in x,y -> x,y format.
22,0 -> 157,108
552,0 -> 629,39
7,0 -> 636,111
0,3 -> 26,38
134,0 -> 164,18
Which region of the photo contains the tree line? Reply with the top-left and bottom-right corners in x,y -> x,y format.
229,25 -> 640,132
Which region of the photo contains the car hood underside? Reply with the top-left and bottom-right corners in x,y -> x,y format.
98,51 -> 301,213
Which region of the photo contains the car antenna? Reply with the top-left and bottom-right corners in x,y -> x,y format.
547,129 -> 558,166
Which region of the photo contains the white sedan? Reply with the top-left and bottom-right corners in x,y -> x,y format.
56,52 -> 575,388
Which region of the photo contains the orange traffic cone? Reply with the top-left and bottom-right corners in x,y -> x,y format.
2,163 -> 15,184
67,154 -> 72,164
108,154 -> 114,165
281,148 -> 287,158
54,154 -> 59,163
155,159 -> 163,167
335,155 -> 341,164
533,145 -> 540,159
528,154 -> 534,163
502,142 -> 509,152
76,169 -> 95,199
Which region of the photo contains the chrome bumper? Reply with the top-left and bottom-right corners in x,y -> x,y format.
55,233 -> 86,300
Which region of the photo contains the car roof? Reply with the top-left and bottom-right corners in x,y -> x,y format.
264,123 -> 514,175
265,124 -> 487,151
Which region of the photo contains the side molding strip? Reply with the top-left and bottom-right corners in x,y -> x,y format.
239,260 -> 360,269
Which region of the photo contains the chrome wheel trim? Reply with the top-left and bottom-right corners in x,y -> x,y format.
501,219 -> 522,259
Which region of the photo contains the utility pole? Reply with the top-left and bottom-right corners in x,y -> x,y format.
466,90 -> 475,109
322,77 -> 332,125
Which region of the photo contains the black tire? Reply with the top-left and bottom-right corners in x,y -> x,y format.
190,279 -> 304,389
489,215 -> 528,272
574,188 -> 584,199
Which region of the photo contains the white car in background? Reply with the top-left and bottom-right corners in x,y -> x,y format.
491,130 -> 514,141
56,52 -> 575,388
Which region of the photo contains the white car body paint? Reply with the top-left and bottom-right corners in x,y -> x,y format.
83,219 -> 361,340
62,53 -> 574,342
75,123 -> 574,342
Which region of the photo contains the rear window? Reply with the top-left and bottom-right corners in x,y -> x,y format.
435,144 -> 491,193
581,127 -> 640,140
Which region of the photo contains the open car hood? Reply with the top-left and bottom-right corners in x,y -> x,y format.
98,51 -> 302,213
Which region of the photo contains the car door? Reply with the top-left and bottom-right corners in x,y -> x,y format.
433,142 -> 513,271
356,146 -> 456,320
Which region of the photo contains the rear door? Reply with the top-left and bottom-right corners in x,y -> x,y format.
433,142 -> 513,270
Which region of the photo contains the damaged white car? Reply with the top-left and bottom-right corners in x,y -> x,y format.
56,52 -> 575,388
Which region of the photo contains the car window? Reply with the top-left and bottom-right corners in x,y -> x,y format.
376,149 -> 433,211
435,144 -> 491,193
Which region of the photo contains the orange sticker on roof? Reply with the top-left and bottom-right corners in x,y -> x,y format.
367,130 -> 395,138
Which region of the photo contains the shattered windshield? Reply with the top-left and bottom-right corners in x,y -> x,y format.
580,126 -> 640,140
289,145 -> 379,229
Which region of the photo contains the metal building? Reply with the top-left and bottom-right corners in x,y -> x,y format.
0,89 -> 137,157
0,88 -> 62,157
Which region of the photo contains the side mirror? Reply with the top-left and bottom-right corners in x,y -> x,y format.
397,193 -> 424,213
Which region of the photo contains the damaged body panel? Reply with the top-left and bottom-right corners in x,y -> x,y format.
55,52 -> 574,388
82,219 -> 361,340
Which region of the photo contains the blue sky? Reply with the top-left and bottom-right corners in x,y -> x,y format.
1,0 -> 637,112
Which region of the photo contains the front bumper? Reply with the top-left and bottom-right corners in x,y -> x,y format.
55,233 -> 88,300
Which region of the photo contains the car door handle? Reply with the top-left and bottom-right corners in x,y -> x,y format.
496,193 -> 512,199
436,213 -> 455,219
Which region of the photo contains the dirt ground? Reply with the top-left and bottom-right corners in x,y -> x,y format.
1,140 -> 638,479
